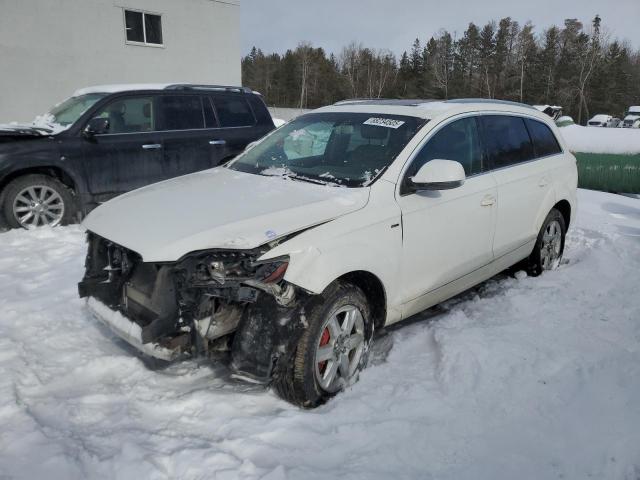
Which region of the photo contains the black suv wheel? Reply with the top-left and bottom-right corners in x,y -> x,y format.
2,174 -> 76,229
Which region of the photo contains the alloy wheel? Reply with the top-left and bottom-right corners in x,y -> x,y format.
540,219 -> 562,270
314,304 -> 366,393
12,185 -> 65,229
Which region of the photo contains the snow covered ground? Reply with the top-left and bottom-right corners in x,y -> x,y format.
1,189 -> 639,480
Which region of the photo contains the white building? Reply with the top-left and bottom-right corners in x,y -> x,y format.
0,0 -> 241,122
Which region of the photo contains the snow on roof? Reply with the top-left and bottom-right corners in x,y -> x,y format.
533,105 -> 562,112
72,84 -> 175,96
560,124 -> 640,154
589,114 -> 612,123
628,106 -> 640,113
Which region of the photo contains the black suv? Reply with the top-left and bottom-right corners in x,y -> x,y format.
0,84 -> 275,229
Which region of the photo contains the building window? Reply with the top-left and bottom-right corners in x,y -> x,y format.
124,9 -> 163,46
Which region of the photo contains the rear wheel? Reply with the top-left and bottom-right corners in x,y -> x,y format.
527,208 -> 566,276
273,282 -> 373,407
2,175 -> 75,229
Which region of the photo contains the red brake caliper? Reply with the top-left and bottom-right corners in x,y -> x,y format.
318,327 -> 330,374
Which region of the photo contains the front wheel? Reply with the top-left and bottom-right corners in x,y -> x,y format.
273,282 -> 373,408
2,174 -> 76,229
527,208 -> 566,276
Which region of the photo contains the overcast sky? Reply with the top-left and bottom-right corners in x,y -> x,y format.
241,0 -> 640,56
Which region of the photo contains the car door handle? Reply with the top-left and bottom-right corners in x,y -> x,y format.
142,143 -> 162,150
538,177 -> 549,187
481,195 -> 496,207
209,140 -> 227,146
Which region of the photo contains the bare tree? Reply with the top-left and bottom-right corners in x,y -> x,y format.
575,15 -> 607,123
339,42 -> 364,98
431,31 -> 454,99
297,42 -> 313,109
515,22 -> 536,102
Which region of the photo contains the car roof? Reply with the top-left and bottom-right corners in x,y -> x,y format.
590,114 -> 612,122
72,83 -> 254,97
313,98 -> 545,121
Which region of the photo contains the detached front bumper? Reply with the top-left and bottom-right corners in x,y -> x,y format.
86,297 -> 180,361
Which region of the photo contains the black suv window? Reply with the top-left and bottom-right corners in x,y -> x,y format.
525,118 -> 562,157
94,96 -> 155,134
407,117 -> 483,178
480,115 -> 535,169
158,95 -> 204,130
212,96 -> 255,127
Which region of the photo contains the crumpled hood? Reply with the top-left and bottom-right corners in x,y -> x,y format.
83,167 -> 370,262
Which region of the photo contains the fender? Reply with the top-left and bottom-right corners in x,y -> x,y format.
258,180 -> 404,322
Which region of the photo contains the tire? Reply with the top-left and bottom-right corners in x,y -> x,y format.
273,282 -> 374,408
2,174 -> 76,229
527,208 -> 566,276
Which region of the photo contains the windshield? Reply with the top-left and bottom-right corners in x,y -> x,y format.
35,93 -> 108,130
228,112 -> 426,187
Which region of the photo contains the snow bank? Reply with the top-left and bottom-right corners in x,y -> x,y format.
1,191 -> 640,479
560,124 -> 640,154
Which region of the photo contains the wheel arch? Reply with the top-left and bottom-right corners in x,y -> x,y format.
0,166 -> 79,194
553,199 -> 571,229
335,270 -> 387,330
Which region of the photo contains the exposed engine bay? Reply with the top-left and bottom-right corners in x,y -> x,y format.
78,233 -> 312,382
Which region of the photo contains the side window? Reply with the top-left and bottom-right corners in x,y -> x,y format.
94,96 -> 155,134
157,95 -> 204,130
525,118 -> 562,158
480,115 -> 535,169
407,117 -> 483,179
212,96 -> 256,127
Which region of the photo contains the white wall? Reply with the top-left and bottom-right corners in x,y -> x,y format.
0,0 -> 241,122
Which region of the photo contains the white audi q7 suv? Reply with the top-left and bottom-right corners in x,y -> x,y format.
79,99 -> 578,407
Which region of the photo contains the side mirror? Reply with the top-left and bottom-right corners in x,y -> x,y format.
410,159 -> 466,191
83,117 -> 110,138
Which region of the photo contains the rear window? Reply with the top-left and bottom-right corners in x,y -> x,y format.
158,95 -> 204,130
212,96 -> 256,127
480,115 -> 535,169
525,118 -> 562,157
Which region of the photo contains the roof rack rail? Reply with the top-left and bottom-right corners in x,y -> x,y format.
164,84 -> 254,94
333,98 -> 436,106
333,97 -> 536,110
445,98 -> 536,109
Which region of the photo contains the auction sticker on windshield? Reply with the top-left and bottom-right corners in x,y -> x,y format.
363,117 -> 405,129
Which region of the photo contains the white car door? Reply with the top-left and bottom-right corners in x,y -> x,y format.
396,116 -> 497,314
479,114 -> 556,258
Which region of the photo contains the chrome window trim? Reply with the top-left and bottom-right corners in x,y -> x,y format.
396,110 -> 565,196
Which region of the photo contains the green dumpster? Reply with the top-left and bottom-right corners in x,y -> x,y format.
573,152 -> 640,194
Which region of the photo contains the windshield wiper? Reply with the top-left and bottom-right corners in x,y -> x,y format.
259,169 -> 333,186
284,173 -> 331,186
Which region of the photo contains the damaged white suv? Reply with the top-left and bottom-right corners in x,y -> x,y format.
79,99 -> 577,407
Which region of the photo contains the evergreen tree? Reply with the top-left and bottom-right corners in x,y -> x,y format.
240,15 -> 640,123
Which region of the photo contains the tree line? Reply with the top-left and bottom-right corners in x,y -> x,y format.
241,15 -> 640,124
